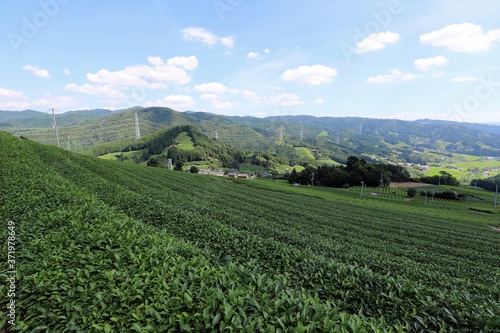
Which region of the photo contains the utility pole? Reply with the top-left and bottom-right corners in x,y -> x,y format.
359,123 -> 363,135
360,181 -> 364,199
50,107 -> 60,147
134,112 -> 141,139
215,130 -> 218,140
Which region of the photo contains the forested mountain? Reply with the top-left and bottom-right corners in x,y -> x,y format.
3,107 -> 500,161
0,108 -> 133,128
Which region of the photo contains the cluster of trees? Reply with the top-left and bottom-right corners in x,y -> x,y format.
416,171 -> 460,186
471,174 -> 500,192
288,156 -> 410,188
408,188 -> 466,201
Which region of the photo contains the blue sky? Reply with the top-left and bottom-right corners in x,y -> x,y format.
0,0 -> 499,123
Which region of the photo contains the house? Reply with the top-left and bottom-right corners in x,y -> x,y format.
227,172 -> 238,178
237,173 -> 249,179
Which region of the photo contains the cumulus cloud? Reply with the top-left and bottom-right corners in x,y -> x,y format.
269,93 -> 303,106
367,68 -> 422,83
247,51 -> 260,59
264,48 -> 270,54
450,76 -> 478,82
281,65 -> 338,85
194,82 -> 229,94
0,101 -> 30,110
220,36 -> 235,48
32,95 -> 78,108
166,56 -> 199,70
201,93 -> 218,100
419,23 -> 500,52
85,55 -> 197,89
22,65 -> 51,78
147,56 -> 164,65
355,31 -> 400,53
242,90 -> 261,103
63,69 -> 71,75
65,83 -> 126,98
145,95 -> 195,110
312,98 -> 325,105
414,56 -> 448,71
211,101 -> 236,109
0,87 -> 26,98
182,27 -> 234,48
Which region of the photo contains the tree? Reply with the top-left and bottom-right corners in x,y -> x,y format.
407,188 -> 417,198
147,157 -> 159,167
190,166 -> 199,174
173,161 -> 184,171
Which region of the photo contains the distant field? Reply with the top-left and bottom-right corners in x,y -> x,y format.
294,146 -> 314,159
317,158 -> 340,165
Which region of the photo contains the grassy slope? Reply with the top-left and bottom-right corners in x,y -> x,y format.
173,132 -> 196,150
294,147 -> 314,160
1,132 -> 499,331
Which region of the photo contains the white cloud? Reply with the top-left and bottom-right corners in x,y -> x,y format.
182,27 -> 218,46
419,23 -> 500,52
367,68 -> 422,83
63,69 -> 71,75
65,83 -> 126,98
87,68 -> 149,87
147,56 -> 163,65
450,76 -> 478,82
0,87 -> 25,98
22,65 -> 51,78
269,93 -> 303,106
242,90 -> 261,103
312,98 -> 325,105
145,95 -> 195,110
264,48 -> 270,54
212,101 -> 236,109
247,51 -> 260,59
355,31 -> 400,53
194,82 -> 229,94
32,95 -> 78,108
281,65 -> 338,85
166,56 -> 199,70
182,27 -> 234,49
414,56 -> 448,71
85,56 -> 197,89
220,36 -> 234,48
0,101 -> 30,110
201,93 -> 218,100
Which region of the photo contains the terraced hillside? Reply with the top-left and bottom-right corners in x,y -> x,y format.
1,132 -> 499,332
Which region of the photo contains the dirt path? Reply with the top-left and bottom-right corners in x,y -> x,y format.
490,226 -> 500,232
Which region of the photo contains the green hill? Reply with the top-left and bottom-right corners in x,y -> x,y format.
1,132 -> 499,331
3,107 -> 500,182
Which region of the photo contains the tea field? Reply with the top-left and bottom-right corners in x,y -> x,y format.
1,132 -> 499,332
